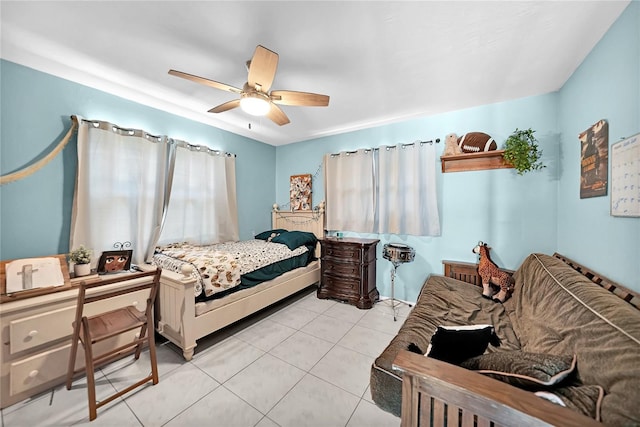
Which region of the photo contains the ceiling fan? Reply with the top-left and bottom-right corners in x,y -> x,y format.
169,45 -> 330,126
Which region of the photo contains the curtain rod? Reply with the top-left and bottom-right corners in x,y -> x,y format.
178,141 -> 235,157
80,118 -> 236,158
330,138 -> 440,157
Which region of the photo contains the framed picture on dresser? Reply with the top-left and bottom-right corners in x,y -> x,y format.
97,250 -> 133,274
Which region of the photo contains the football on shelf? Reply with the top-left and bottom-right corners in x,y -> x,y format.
457,132 -> 497,153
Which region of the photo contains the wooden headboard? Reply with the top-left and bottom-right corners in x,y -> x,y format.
272,201 -> 325,258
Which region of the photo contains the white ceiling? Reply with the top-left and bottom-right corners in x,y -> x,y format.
1,1 -> 630,146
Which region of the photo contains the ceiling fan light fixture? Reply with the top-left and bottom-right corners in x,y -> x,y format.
240,92 -> 271,116
170,45 -> 328,126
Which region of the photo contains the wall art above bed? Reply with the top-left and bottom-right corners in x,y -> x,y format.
290,174 -> 312,211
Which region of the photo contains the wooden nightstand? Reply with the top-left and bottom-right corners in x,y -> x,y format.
317,237 -> 379,309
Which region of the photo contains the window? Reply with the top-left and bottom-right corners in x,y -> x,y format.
324,142 -> 440,236
70,119 -> 238,266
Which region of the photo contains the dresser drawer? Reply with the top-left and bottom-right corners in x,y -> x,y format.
9,289 -> 148,354
322,244 -> 361,262
322,261 -> 360,278
9,306 -> 75,354
10,342 -> 80,396
9,332 -> 137,397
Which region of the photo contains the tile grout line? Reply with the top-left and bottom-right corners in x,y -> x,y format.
2,292 -> 401,426
258,302 -> 358,424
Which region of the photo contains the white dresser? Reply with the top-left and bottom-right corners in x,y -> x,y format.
0,268 -> 157,409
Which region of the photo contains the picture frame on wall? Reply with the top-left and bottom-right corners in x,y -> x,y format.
97,250 -> 133,274
290,174 -> 312,211
579,119 -> 609,199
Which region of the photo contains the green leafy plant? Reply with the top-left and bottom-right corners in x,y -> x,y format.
69,245 -> 92,264
503,128 -> 545,175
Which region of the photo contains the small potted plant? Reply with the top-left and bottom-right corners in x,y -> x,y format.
69,245 -> 92,277
503,128 -> 545,175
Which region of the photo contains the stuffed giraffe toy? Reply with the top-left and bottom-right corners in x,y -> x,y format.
472,241 -> 514,303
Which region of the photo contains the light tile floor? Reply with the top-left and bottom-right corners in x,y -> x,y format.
1,288 -> 410,427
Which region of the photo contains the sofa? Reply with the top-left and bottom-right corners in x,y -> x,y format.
370,253 -> 640,426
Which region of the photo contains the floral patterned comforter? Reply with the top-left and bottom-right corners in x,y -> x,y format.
153,240 -> 308,297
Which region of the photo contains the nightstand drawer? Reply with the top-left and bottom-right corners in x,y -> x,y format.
320,274 -> 360,294
322,261 -> 360,278
322,245 -> 362,262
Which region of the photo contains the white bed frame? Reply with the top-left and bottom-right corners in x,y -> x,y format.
155,204 -> 325,360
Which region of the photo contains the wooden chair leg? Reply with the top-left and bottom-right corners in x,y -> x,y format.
147,319 -> 159,384
66,322 -> 80,390
82,319 -> 98,421
134,323 -> 148,360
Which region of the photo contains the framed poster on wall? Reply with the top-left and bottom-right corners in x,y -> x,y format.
579,119 -> 609,199
290,174 -> 312,211
611,132 -> 640,217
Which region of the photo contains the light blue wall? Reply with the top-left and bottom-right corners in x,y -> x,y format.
276,94 -> 560,302
276,1 -> 640,300
2,2 -> 637,299
557,1 -> 640,291
0,60 -> 276,260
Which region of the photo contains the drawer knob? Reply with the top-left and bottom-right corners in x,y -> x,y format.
132,301 -> 138,306
28,370 -> 39,378
28,330 -> 38,338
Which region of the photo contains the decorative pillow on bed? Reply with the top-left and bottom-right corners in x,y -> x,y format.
460,351 -> 576,389
427,325 -> 501,365
535,384 -> 604,421
255,229 -> 288,241
271,231 -> 317,250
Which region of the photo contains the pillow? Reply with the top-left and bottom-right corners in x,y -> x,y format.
460,351 -> 576,389
271,231 -> 317,250
426,325 -> 500,365
255,229 -> 288,241
535,384 -> 604,421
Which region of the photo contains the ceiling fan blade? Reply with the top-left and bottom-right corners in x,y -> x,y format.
267,103 -> 290,126
247,45 -> 279,93
208,99 -> 241,113
271,90 -> 330,107
169,69 -> 242,94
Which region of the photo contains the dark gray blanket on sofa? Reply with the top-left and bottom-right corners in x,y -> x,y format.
504,254 -> 640,426
370,273 -> 521,417
371,253 -> 640,425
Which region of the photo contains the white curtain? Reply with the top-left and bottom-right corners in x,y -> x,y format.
158,142 -> 238,245
324,149 -> 376,233
324,142 -> 440,237
377,143 -> 440,236
70,119 -> 168,267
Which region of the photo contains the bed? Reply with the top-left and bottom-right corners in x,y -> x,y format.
154,204 -> 325,360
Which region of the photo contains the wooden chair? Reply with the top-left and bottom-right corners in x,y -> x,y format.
66,269 -> 161,421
